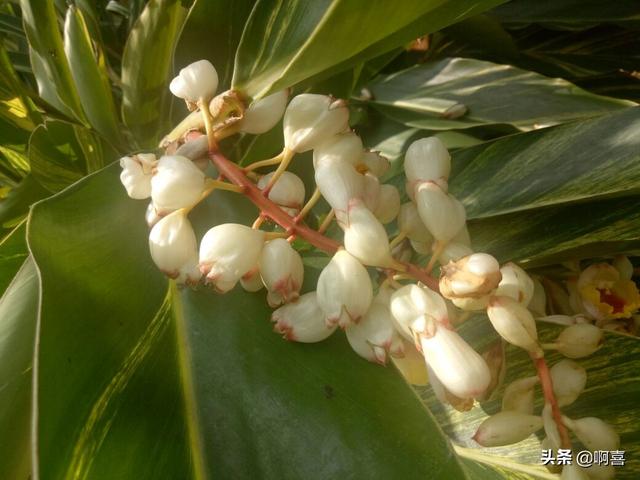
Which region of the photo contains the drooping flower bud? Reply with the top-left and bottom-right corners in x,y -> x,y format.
415,181 -> 466,242
562,416 -> 620,452
199,224 -> 265,293
529,277 -> 547,316
169,60 -> 218,103
312,131 -> 363,168
494,262 -> 535,306
259,238 -> 304,307
272,292 -> 337,343
119,153 -> 156,199
314,158 -> 364,222
390,284 -> 449,340
240,267 -> 264,292
316,250 -> 373,328
550,359 -> 587,406
148,210 -> 200,285
542,403 -> 561,452
473,411 -> 543,447
283,94 -> 349,152
486,296 -> 542,356
343,199 -> 395,268
420,325 -> 491,399
501,376 -> 538,414
439,253 -> 501,299
392,340 -> 428,386
437,242 -> 474,265
398,202 -> 432,243
151,155 -> 206,214
360,150 -> 389,177
346,303 -> 404,364
145,202 -> 161,228
239,90 -> 289,134
373,185 -> 400,224
404,137 -> 451,187
257,171 -> 305,211
613,255 -> 633,280
577,262 -> 640,321
553,323 -> 603,358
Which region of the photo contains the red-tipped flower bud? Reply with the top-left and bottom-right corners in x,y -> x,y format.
259,238 -> 304,307
272,292 -> 337,343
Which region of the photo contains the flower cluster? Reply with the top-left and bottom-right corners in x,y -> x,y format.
119,60 -> 638,478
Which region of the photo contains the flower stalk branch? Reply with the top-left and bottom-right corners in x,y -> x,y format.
533,355 -> 572,449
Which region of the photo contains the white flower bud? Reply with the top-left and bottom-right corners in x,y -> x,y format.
239,90 -> 288,134
542,403 -> 561,451
346,303 -> 404,364
539,314 -> 582,326
529,277 -> 547,316
390,284 -> 449,340
199,224 -> 265,293
283,94 -> 349,152
439,253 -> 501,299
613,255 -> 633,280
495,262 -> 534,306
415,181 -> 466,242
314,158 -> 364,221
272,291 -> 337,342
554,324 -> 603,358
451,295 -> 490,312
420,326 -> 491,399
169,60 -> 218,103
550,359 -> 587,407
392,340 -> 428,386
145,202 -> 161,228
486,296 -> 542,356
438,242 -> 473,265
398,202 -> 432,243
175,135 -> 208,161
257,171 -> 305,210
312,131 -> 363,168
240,267 -> 264,292
502,376 -> 538,414
343,199 -> 394,268
362,172 -> 381,212
316,250 -> 373,328
148,210 -> 200,285
562,416 -> 619,452
360,150 -> 389,177
259,238 -> 304,307
119,153 -> 156,199
151,155 -> 206,214
373,185 -> 400,224
404,137 -> 451,185
473,411 -> 543,447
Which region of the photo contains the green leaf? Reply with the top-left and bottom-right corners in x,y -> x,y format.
173,0 -> 254,90
28,120 -> 115,192
0,257 -> 39,480
0,176 -> 49,230
367,58 -> 634,131
0,221 -> 28,295
121,0 -> 187,148
232,0 -> 506,99
63,5 -> 123,148
450,107 -> 640,219
421,317 -> 640,480
19,0 -> 86,121
28,163 -> 465,479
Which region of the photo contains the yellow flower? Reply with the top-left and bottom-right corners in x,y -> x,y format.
578,263 -> 640,321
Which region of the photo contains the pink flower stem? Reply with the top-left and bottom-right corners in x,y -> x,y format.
533,355 -> 572,449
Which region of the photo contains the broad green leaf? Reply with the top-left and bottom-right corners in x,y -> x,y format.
450,107 -> 640,219
469,196 -> 640,267
64,5 -> 123,148
174,0 -> 254,90
121,0 -> 187,148
19,0 -> 86,121
0,221 -> 28,294
367,58 -> 634,131
0,258 -> 39,480
232,0 -> 506,99
28,163 -> 466,479
28,120 -> 114,193
420,316 -> 640,480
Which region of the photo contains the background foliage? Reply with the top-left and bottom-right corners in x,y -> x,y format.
1,0 -> 639,478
